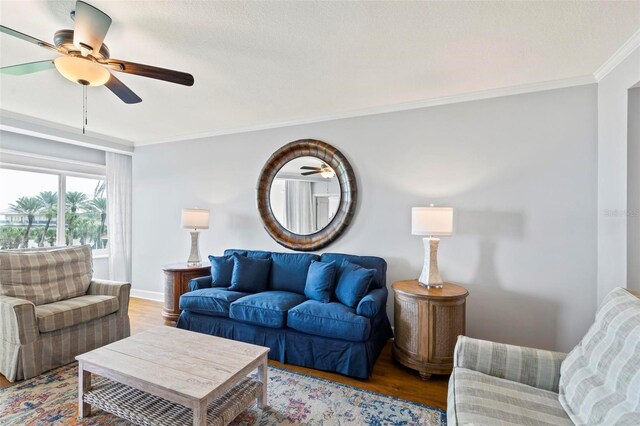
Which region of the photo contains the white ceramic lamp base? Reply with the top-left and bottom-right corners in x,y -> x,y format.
418,237 -> 444,288
187,230 -> 201,266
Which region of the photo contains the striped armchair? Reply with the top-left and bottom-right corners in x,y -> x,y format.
0,245 -> 131,382
448,287 -> 640,425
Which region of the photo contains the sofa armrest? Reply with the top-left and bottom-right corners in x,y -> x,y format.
188,276 -> 212,292
0,295 -> 39,344
87,279 -> 131,317
454,336 -> 566,392
357,287 -> 388,318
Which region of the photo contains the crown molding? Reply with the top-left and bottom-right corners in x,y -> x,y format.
594,28 -> 640,82
137,74 -> 596,147
0,109 -> 135,155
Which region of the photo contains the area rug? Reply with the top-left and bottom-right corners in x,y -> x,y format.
0,363 -> 445,425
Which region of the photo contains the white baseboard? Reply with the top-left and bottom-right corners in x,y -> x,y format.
130,289 -> 163,302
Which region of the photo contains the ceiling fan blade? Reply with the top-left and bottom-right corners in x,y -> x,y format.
1,60 -> 54,75
300,166 -> 321,170
73,0 -> 112,56
102,59 -> 194,86
105,73 -> 142,104
301,171 -> 320,176
0,25 -> 59,53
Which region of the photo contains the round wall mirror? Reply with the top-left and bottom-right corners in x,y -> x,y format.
257,139 -> 357,251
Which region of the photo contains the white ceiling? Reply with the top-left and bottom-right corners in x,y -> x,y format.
1,1 -> 639,146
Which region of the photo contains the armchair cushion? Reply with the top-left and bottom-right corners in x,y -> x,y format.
34,295 -> 119,333
448,367 -> 572,426
559,287 -> 640,426
87,278 -> 131,318
454,336 -> 566,393
0,245 -> 92,305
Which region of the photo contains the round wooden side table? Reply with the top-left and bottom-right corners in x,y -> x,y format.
391,280 -> 468,380
162,263 -> 211,324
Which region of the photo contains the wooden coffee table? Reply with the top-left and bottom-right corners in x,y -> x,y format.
76,326 -> 270,426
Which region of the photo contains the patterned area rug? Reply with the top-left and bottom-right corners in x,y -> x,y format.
0,363 -> 445,425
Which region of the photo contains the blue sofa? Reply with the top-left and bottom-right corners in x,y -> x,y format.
176,249 -> 393,378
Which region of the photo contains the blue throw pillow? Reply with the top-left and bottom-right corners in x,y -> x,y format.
229,254 -> 271,293
304,260 -> 337,303
334,260 -> 375,308
208,255 -> 234,287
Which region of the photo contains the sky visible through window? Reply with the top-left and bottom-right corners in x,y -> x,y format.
0,169 -> 99,212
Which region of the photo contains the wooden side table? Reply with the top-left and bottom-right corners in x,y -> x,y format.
391,280 -> 468,379
162,263 -> 210,324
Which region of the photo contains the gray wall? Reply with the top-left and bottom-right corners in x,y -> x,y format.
132,84 -> 598,352
629,87 -> 640,293
597,45 -> 640,302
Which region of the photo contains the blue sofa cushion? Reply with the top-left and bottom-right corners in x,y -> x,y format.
229,254 -> 271,293
229,291 -> 306,328
287,300 -> 371,342
304,260 -> 337,303
208,255 -> 234,287
270,252 -> 319,294
334,261 -> 375,308
224,249 -> 272,260
320,253 -> 386,289
179,288 -> 249,317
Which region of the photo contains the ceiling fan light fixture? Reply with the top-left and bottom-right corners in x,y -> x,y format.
53,56 -> 109,86
321,170 -> 335,179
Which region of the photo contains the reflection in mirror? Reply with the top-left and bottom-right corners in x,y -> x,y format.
269,156 -> 340,235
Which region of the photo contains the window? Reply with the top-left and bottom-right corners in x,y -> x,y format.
0,167 -> 107,254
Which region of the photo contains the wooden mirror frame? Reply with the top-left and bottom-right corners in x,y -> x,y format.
257,139 -> 357,251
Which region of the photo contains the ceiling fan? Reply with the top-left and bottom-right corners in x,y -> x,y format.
300,163 -> 336,178
0,0 -> 194,104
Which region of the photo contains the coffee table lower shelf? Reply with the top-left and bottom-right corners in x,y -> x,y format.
83,376 -> 263,426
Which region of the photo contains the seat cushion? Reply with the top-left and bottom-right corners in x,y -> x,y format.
179,288 -> 250,317
35,294 -> 119,333
0,245 -> 93,305
269,252 -> 319,294
287,300 -> 371,342
320,253 -> 386,289
334,261 -> 375,308
229,254 -> 271,293
448,368 -> 572,426
559,287 -> 640,425
304,260 -> 337,303
208,255 -> 234,287
229,291 -> 306,328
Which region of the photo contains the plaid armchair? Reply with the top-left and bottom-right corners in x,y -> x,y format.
0,246 -> 130,381
448,288 -> 640,425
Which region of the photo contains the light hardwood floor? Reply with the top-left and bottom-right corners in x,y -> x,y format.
1,298 -> 449,410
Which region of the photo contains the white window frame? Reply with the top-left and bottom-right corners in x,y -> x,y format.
0,164 -> 108,257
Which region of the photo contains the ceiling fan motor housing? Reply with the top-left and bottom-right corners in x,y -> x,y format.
53,29 -> 110,60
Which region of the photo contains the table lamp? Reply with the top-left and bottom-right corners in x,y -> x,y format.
181,208 -> 210,266
411,205 -> 453,288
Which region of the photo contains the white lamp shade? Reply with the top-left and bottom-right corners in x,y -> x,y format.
412,207 -> 453,236
181,208 -> 210,229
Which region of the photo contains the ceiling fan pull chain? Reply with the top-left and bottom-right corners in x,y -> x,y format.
82,84 -> 87,135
